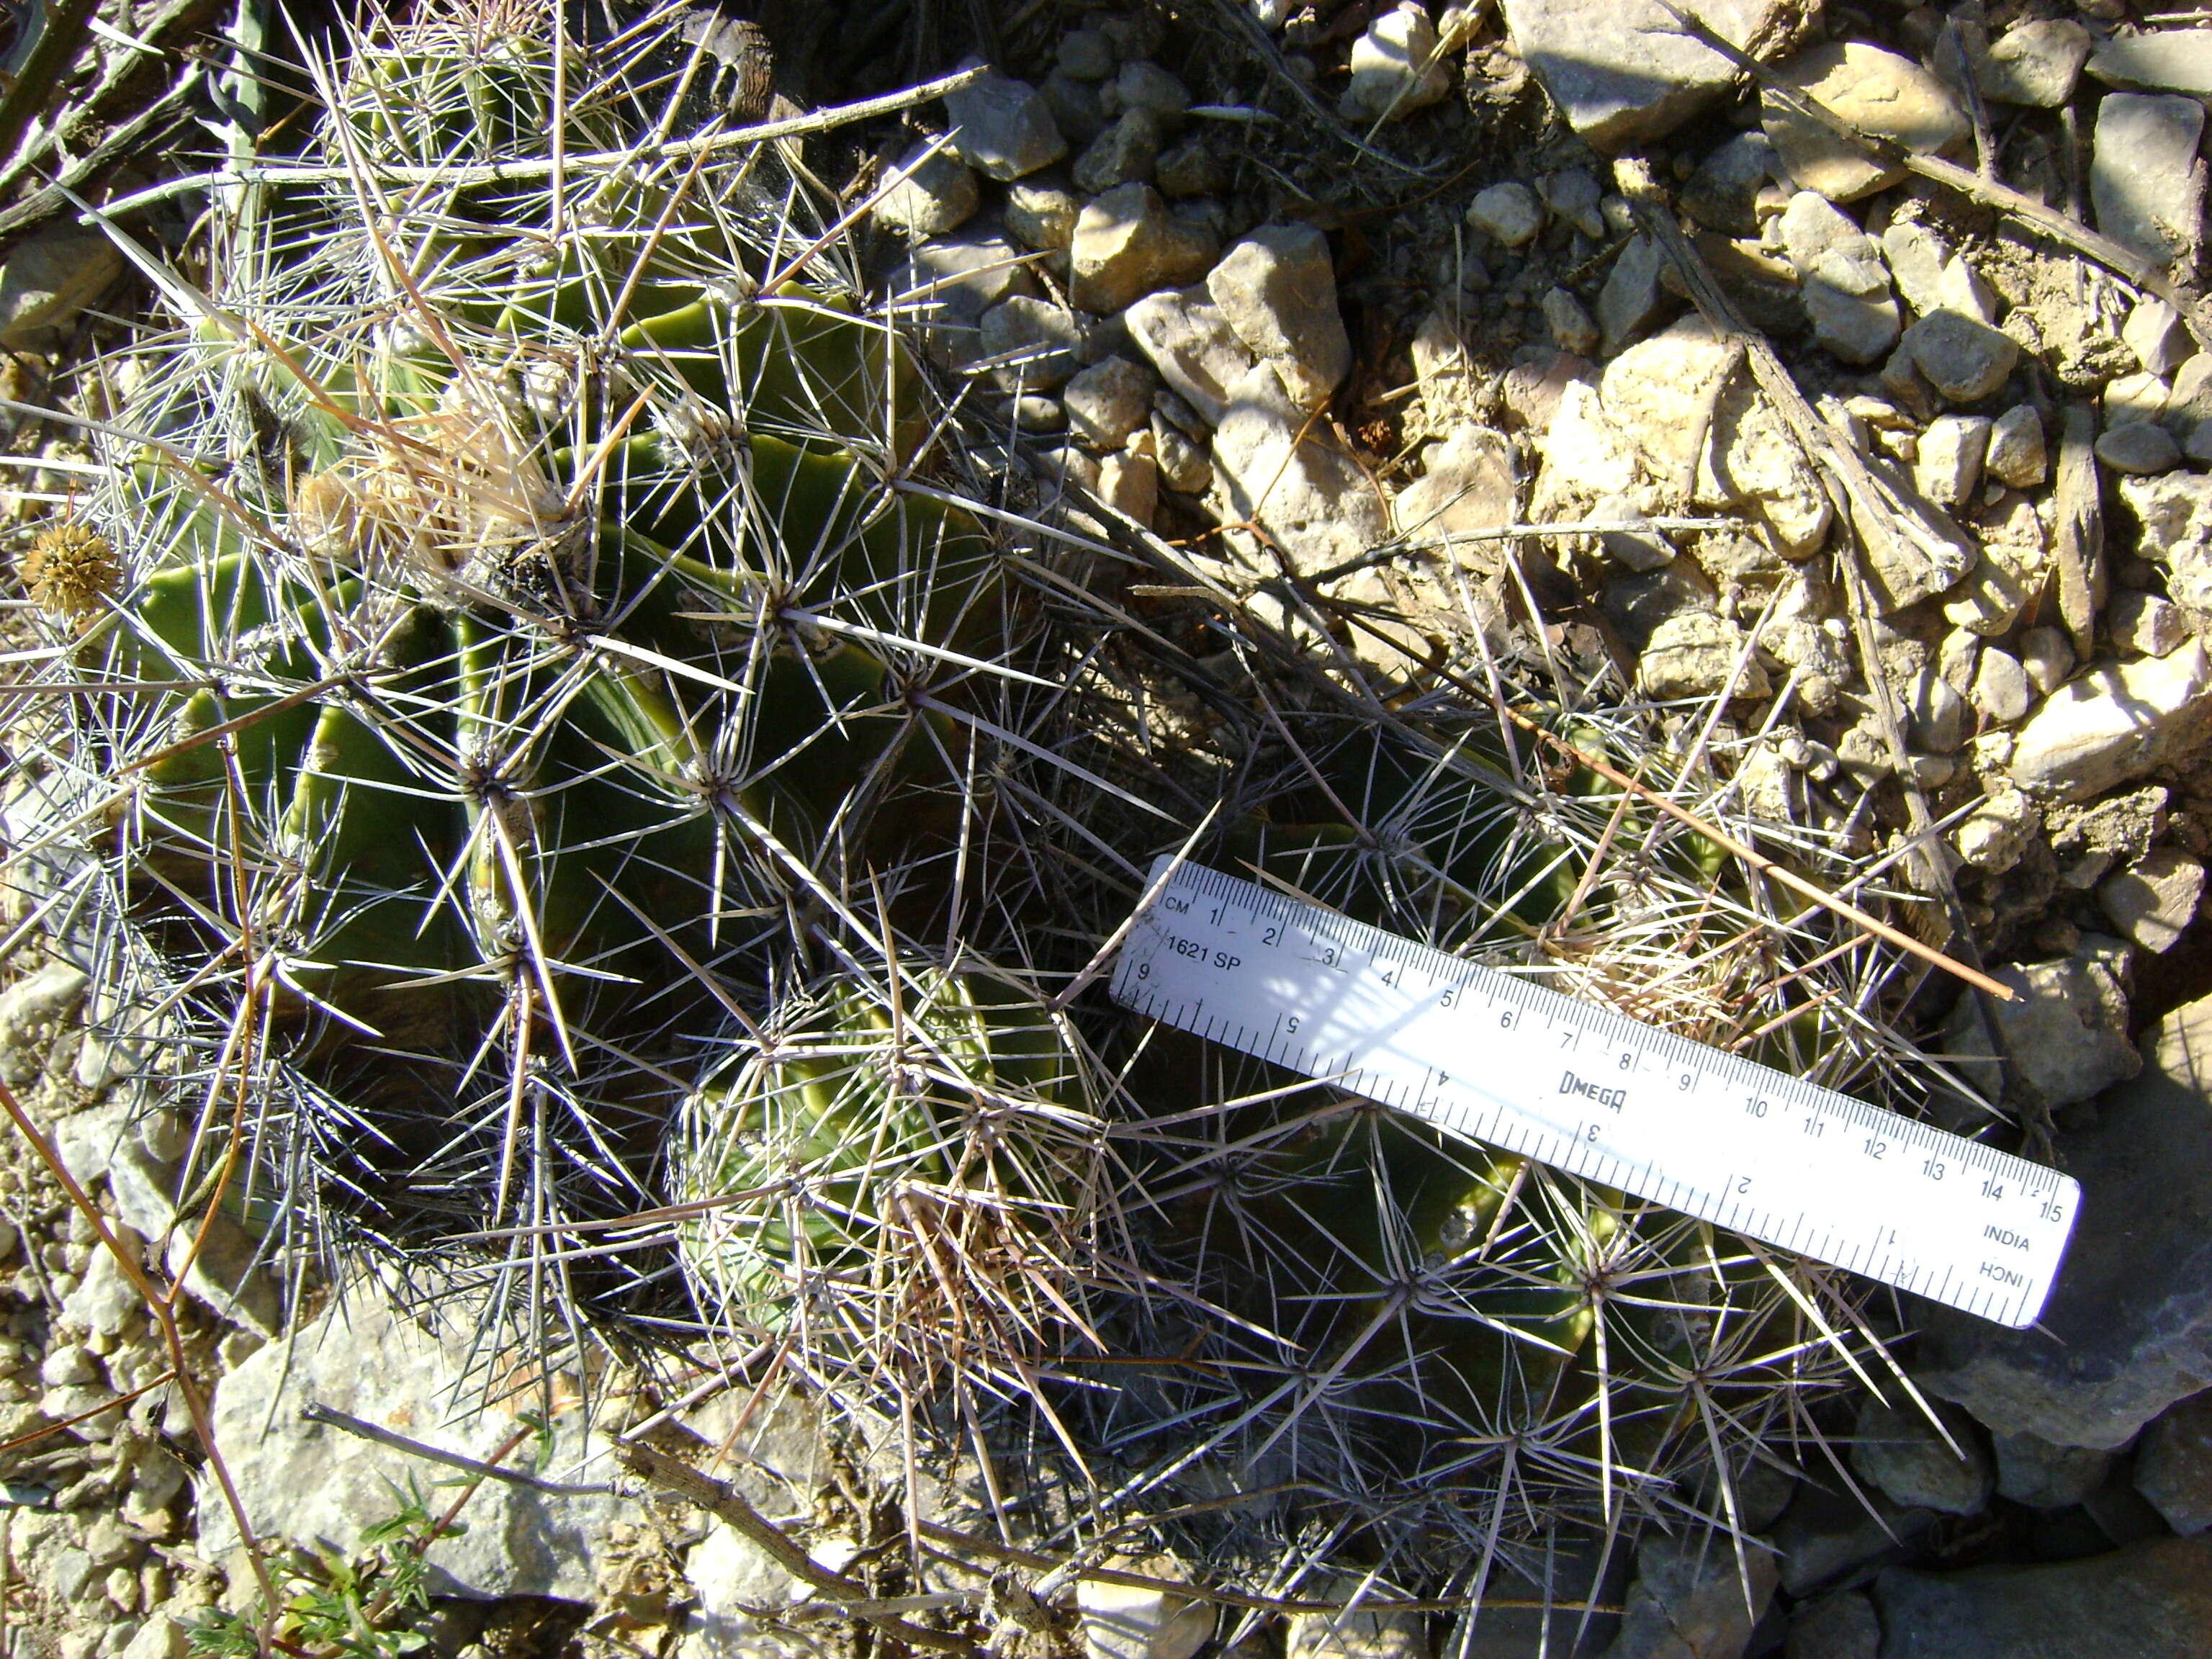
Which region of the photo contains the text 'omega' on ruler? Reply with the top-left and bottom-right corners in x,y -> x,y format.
1108,856 -> 2078,1329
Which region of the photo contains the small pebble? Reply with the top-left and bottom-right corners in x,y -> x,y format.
1071,109 -> 1163,193
1985,405 -> 2047,487
1062,354 -> 1157,449
1915,414 -> 1992,508
1540,168 -> 1606,238
1154,137 -> 1226,198
1337,1 -> 1452,122
2108,590 -> 2190,657
2096,421 -> 2182,475
1056,29 -> 1115,81
1110,61 -> 1192,125
2125,297 -> 2194,377
1902,310 -> 2020,403
1972,647 -> 2033,724
2019,625 -> 2075,696
2105,371 -> 2171,428
1542,287 -> 1599,356
1467,182 -> 1543,248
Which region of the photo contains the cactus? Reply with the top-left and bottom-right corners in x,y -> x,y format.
19,1 -> 1087,1362
9,0 -> 1912,1620
1077,693 -> 1876,1584
673,959 -> 1101,1383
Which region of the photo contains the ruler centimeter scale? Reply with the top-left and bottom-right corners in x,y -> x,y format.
1109,856 -> 2079,1329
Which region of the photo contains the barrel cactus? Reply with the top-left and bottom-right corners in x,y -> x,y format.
1087,701 -> 1871,1581
673,961 -> 1102,1383
20,1 -> 1082,1346
6,0 -> 1912,1624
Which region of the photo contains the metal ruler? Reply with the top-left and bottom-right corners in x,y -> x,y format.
1110,857 -> 2077,1328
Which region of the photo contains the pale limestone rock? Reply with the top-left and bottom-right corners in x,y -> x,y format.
1466,181 -> 1542,248
1503,0 -> 1814,150
1915,414 -> 1992,508
1205,224 -> 1352,408
1338,2 -> 1454,123
2100,848 -> 2206,953
1764,42 -> 1969,202
1640,609 -> 1771,701
1393,425 -> 1516,541
2010,642 -> 2212,801
1070,184 -> 1217,313
1122,287 -> 1256,426
945,63 -> 1069,179
1986,405 -> 2047,487
1600,314 -> 1740,498
1210,361 -> 1388,574
1079,1562 -> 1216,1659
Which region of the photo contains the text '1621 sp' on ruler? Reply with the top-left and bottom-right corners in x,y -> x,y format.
1108,856 -> 2077,1329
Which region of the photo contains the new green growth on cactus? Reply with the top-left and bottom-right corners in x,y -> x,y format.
675,959 -> 1102,1385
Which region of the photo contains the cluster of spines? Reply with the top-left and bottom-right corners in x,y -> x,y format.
3,0 -> 1917,1621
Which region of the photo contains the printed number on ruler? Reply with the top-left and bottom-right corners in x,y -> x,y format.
1108,856 -> 2078,1329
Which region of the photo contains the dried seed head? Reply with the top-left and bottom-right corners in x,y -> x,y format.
20,521 -> 121,624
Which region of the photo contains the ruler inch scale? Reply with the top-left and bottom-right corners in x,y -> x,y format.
1108,857 -> 2077,1329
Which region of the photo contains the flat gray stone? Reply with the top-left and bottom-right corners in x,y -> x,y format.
2091,94 -> 2206,272
1851,1395 -> 1993,1516
1598,233 -> 1668,354
944,63 -> 1068,180
2090,29 -> 2212,98
1780,192 -> 1899,365
1917,994 -> 2212,1450
2100,848 -> 2206,953
1881,220 -> 1951,316
1785,1591 -> 1877,1659
1901,310 -> 2020,404
1992,1430 -> 2112,1509
200,1287 -> 647,1599
1872,1538 -> 2212,1659
2099,421 -> 2184,476
1502,0 -> 1814,150
1940,939 -> 2140,1112
2136,1390 -> 2212,1534
1604,1531 -> 1776,1659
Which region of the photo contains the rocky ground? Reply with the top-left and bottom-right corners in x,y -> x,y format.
5,0 -> 2212,1656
